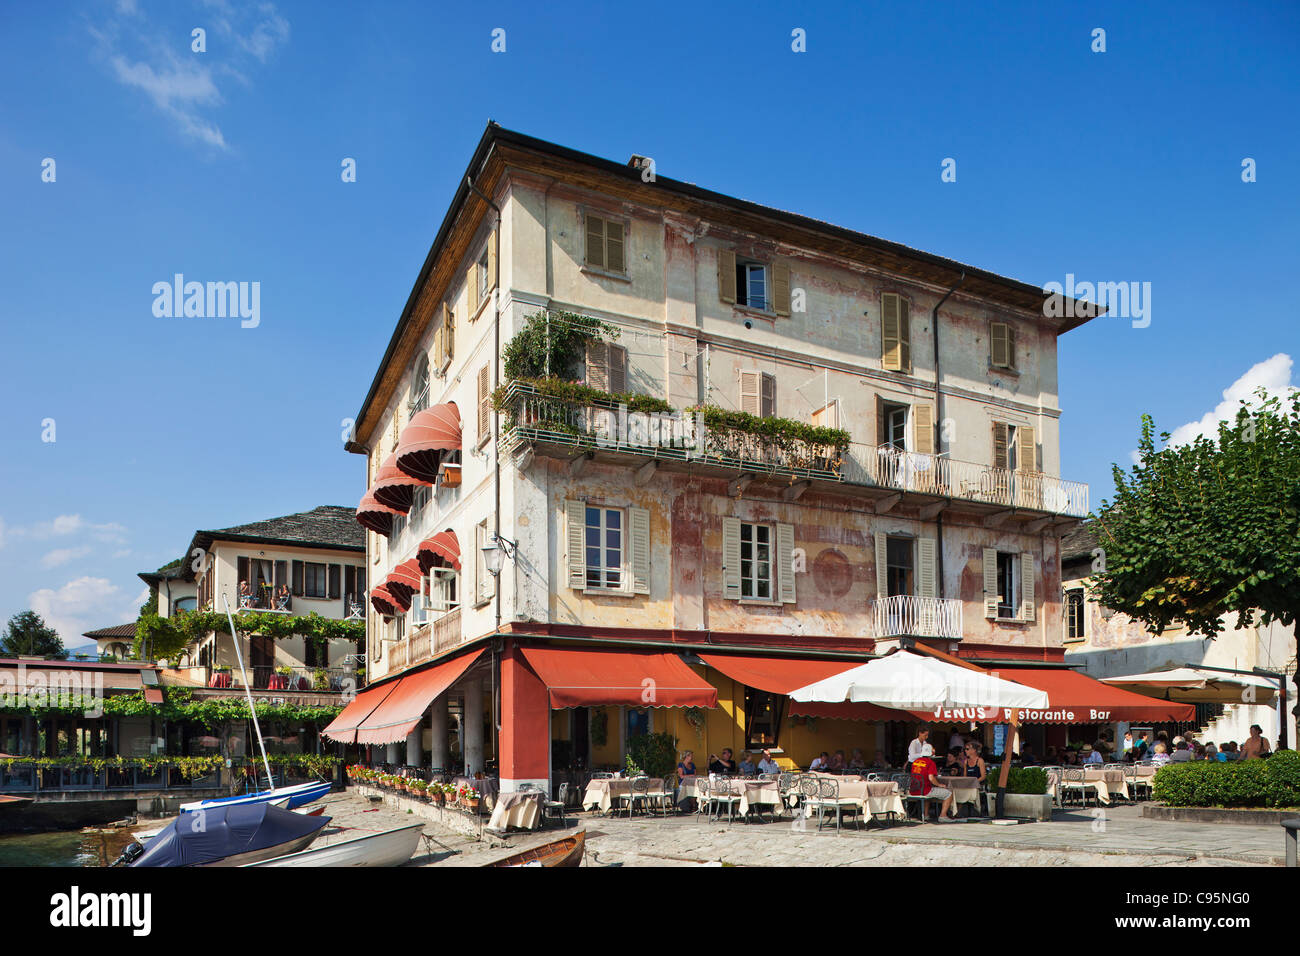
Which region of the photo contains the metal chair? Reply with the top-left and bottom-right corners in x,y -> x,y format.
798,774 -> 822,824
646,774 -> 676,817
1060,767 -> 1097,808
626,775 -> 652,818
711,777 -> 741,823
694,777 -> 712,819
539,782 -> 568,827
813,775 -> 861,833
778,771 -> 801,818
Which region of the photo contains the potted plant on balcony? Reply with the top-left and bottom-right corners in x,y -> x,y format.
427,782 -> 445,805
410,779 -> 428,800
458,785 -> 481,812
312,668 -> 329,691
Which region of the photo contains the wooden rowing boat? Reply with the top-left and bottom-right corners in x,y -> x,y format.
244,823 -> 424,868
486,829 -> 584,868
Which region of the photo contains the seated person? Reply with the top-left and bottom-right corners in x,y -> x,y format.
962,741 -> 987,784
677,750 -> 697,778
1083,745 -> 1103,764
1149,742 -> 1172,767
829,750 -> 846,772
809,751 -> 830,772
943,746 -> 963,773
871,749 -> 890,769
1170,740 -> 1194,763
757,750 -> 780,774
738,751 -> 758,776
848,748 -> 866,770
708,748 -> 738,775
909,744 -> 958,823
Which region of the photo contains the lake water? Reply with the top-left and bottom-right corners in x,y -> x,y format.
0,828 -> 137,867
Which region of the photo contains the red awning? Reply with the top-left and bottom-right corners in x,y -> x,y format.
519,646 -> 718,709
370,584 -> 405,615
998,669 -> 1197,724
790,701 -> 916,721
321,682 -> 399,744
354,649 -> 485,745
385,558 -> 424,603
417,529 -> 462,573
698,653 -> 860,695
371,452 -> 431,514
395,403 -> 462,484
356,490 -> 401,538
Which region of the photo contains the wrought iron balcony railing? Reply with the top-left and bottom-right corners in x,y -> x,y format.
871,595 -> 964,640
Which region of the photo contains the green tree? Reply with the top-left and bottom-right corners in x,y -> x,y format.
1092,389 -> 1300,728
0,611 -> 66,658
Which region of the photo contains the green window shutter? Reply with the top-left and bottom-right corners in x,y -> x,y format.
630,506 -> 650,595
983,548 -> 998,618
566,500 -> 586,590
718,249 -> 737,304
772,260 -> 791,316
776,523 -> 796,604
722,517 -> 742,600
585,215 -> 606,270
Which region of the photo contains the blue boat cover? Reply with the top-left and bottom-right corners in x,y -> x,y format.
132,802 -> 330,867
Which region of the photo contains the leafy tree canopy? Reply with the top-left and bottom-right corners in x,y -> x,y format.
0,610 -> 66,659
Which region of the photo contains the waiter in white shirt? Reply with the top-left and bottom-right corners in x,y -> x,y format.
908,728 -> 931,764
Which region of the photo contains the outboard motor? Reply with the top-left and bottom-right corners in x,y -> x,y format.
111,840 -> 145,868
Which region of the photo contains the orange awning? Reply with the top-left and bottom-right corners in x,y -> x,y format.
353,649 -> 485,745
417,529 -> 462,573
356,490 -> 401,538
998,669 -> 1196,724
321,682 -> 399,744
370,584 -> 406,615
520,645 -> 718,709
385,558 -> 424,603
371,452 -> 431,514
698,653 -> 859,695
395,403 -> 461,484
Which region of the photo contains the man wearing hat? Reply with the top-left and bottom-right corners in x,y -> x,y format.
1083,744 -> 1103,764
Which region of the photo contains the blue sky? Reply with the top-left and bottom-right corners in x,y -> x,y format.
1,0 -> 1296,647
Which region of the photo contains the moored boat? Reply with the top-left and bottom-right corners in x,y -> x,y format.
486,829 -> 584,868
179,779 -> 332,813
244,822 -> 424,867
123,802 -> 330,867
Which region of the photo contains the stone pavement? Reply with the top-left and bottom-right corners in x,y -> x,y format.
277,793 -> 1282,866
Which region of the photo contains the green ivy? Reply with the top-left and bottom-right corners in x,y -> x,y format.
493,376 -> 674,416
0,753 -> 339,779
690,404 -> 850,453
135,609 -> 364,662
502,310 -> 621,382
0,687 -> 342,727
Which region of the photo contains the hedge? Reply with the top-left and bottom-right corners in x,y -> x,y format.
1151,750 -> 1300,808
996,766 -> 1048,795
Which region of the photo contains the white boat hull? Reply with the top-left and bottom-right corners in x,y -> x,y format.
244,823 -> 424,868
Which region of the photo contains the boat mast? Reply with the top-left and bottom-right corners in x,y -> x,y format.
222,595 -> 275,793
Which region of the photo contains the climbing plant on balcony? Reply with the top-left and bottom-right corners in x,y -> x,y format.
690,404 -> 850,474
502,309 -> 620,381
0,687 -> 343,726
134,610 -> 364,662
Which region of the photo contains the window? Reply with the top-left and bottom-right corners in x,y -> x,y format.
410,590 -> 428,626
410,356 -> 430,413
467,230 -> 496,317
992,421 -> 1036,473
983,548 -> 1034,621
584,214 -> 625,273
172,597 -> 196,616
477,248 -> 490,300
882,402 -> 908,450
428,562 -> 459,613
585,506 -> 623,590
991,322 -> 1016,369
881,292 -> 911,372
739,370 -> 776,418
995,553 -> 1018,618
739,522 -> 772,600
1066,589 -> 1086,641
435,303 -> 454,370
737,260 -> 767,311
744,688 -> 782,748
409,484 -> 429,525
624,707 -> 650,741
717,250 -> 791,315
304,638 -> 327,668
303,563 -> 328,599
885,536 -> 914,597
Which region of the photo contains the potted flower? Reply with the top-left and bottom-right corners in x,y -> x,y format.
459,785 -> 481,812
274,665 -> 292,677
429,782 -> 446,805
410,779 -> 428,800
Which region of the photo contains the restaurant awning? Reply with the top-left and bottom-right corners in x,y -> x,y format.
1099,667 -> 1277,705
995,669 -> 1197,723
321,681 -> 399,744
519,646 -> 719,709
353,648 -> 485,745
417,529 -> 462,573
697,653 -> 859,695
371,452 -> 431,514
356,490 -> 401,538
395,403 -> 461,484
385,558 -> 424,603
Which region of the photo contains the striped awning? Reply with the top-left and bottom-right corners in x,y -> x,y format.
417,529 -> 461,573
356,490 -> 402,538
385,558 -> 424,604
371,452 -> 431,514
395,403 -> 461,484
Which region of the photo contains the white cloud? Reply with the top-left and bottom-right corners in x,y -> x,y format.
112,549 -> 133,559
28,577 -> 142,645
1131,353 -> 1297,463
202,0 -> 290,63
40,546 -> 93,569
109,52 -> 228,149
16,514 -> 128,544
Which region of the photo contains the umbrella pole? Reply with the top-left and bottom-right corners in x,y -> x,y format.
995,710 -> 1019,819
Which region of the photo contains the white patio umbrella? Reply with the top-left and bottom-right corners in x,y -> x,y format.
787,649 -> 1050,711
1100,666 -> 1277,704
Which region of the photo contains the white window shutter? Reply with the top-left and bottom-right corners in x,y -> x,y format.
722,517 -> 741,600
1020,552 -> 1035,622
630,506 -> 650,595
776,523 -> 796,604
566,500 -> 586,590
983,547 -> 999,619
875,531 -> 888,599
586,340 -> 609,391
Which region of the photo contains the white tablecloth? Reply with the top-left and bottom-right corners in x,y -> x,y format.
582,778 -> 666,814
488,790 -> 542,830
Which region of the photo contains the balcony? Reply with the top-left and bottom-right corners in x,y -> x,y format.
871,595 -> 963,640
237,590 -> 292,613
204,665 -> 352,692
388,608 -> 463,675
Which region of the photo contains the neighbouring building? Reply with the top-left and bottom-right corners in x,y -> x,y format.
332,123 -> 1152,791
84,623 -> 139,661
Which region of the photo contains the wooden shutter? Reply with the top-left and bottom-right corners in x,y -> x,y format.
467,260 -> 479,317
771,260 -> 791,316
983,548 -> 998,618
875,532 -> 888,599
1017,425 -> 1035,473
991,322 -> 1010,368
992,422 -> 1010,470
897,296 -> 911,371
761,373 -> 776,418
812,401 -> 838,429
918,538 -> 937,599
605,220 -> 625,273
433,323 -> 445,371
486,230 -> 497,292
477,365 -> 491,445
1007,325 -> 1015,369
237,556 -> 249,589
1020,553 -> 1035,622
356,566 -> 366,596
881,294 -> 901,370
718,249 -> 737,304
608,345 -> 627,394
630,506 -> 650,594
776,522 -> 796,604
585,214 -> 606,270
722,517 -> 742,600
292,560 -> 304,597
345,566 -> 356,604
328,564 -> 341,600
739,370 -> 761,416
566,500 -> 586,590
586,341 -> 609,391
274,560 -> 287,591
913,404 -> 934,455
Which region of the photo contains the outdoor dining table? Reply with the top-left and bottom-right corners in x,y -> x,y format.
804,774 -> 905,821
487,790 -> 542,831
935,775 -> 983,807
678,776 -> 781,817
1045,767 -> 1130,805
583,776 -> 667,814
452,776 -> 500,806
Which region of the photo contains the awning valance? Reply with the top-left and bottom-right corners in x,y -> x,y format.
417,530 -> 462,573
371,453 -> 431,514
353,648 -> 485,745
385,558 -> 424,603
356,490 -> 401,538
697,653 -> 859,696
1004,669 -> 1197,723
321,681 -> 398,744
520,645 -> 718,709
395,403 -> 461,484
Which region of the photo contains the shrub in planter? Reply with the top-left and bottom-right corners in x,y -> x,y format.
991,766 -> 1048,795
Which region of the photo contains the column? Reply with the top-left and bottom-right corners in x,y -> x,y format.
463,681 -> 484,776
405,726 -> 422,767
498,639 -> 550,792
430,699 -> 449,771
385,742 -> 401,766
